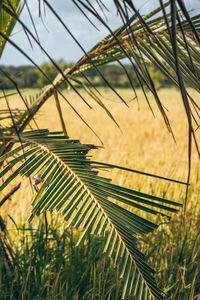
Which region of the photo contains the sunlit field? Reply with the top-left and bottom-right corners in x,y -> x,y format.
1,88 -> 200,218
1,88 -> 200,299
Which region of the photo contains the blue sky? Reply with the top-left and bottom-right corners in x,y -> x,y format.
1,0 -> 199,66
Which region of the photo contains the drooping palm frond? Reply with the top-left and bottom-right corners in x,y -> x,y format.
0,130 -> 184,299
74,0 -> 200,209
72,1 -> 200,125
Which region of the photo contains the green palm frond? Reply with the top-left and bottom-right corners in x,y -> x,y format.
0,0 -> 23,57
74,3 -> 200,91
0,131 -> 183,299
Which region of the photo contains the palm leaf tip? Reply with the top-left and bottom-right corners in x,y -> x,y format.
0,131 -> 182,299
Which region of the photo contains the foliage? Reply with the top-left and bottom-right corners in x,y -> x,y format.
144,209 -> 200,300
0,65 -> 39,89
0,62 -> 174,89
36,60 -> 73,87
0,217 -> 124,300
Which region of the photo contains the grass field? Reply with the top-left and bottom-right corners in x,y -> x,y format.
1,87 -> 200,299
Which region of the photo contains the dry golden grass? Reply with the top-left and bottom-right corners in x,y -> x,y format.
1,87 -> 200,221
1,88 -> 200,299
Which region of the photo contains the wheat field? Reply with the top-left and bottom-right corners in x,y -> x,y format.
1,87 -> 200,220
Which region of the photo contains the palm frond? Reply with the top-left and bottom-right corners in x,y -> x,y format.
0,0 -> 23,57
74,3 -> 200,93
0,131 -> 183,299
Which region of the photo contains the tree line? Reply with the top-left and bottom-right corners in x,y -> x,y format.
0,59 -> 177,90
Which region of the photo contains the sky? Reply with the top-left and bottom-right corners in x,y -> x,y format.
1,0 -> 199,66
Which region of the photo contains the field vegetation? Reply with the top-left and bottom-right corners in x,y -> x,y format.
1,1 -> 200,299
1,88 -> 200,299
0,62 -> 173,90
